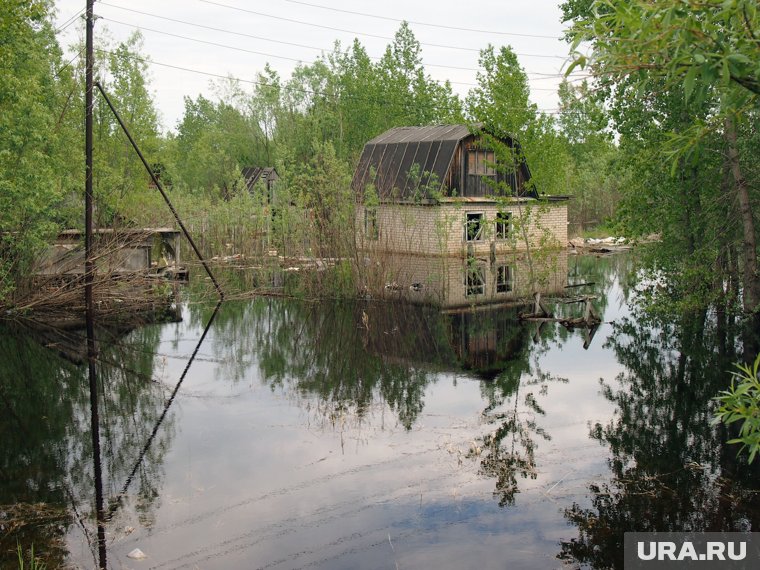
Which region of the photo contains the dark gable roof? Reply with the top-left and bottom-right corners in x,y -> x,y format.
351,126 -> 471,199
367,125 -> 473,144
351,125 -> 533,200
242,167 -> 278,191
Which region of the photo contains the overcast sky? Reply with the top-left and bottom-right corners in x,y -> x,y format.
53,0 -> 580,132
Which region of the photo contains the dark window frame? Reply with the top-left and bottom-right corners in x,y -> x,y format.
496,265 -> 513,294
464,212 -> 485,242
465,263 -> 486,297
495,211 -> 512,240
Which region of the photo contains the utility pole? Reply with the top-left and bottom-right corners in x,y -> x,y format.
85,3 -> 93,312
85,1 -> 107,568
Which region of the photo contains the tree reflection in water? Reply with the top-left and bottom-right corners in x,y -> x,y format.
559,311 -> 760,569
471,360 -> 568,507
1,253 -> 664,568
0,322 -> 176,568
190,287 -> 582,510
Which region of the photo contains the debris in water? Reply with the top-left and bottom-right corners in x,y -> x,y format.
127,548 -> 147,560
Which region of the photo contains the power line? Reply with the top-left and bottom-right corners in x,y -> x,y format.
55,48 -> 84,78
98,2 -> 566,59
94,48 -> 572,117
55,7 -> 85,33
279,0 -> 564,40
99,15 -> 570,76
198,0 -> 565,53
93,2 -> 574,89
99,17 -> 324,66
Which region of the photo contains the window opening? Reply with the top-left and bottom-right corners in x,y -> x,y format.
464,212 -> 484,242
495,211 -> 512,240
465,264 -> 486,296
496,265 -> 513,293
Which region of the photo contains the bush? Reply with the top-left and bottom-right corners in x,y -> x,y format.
713,354 -> 760,463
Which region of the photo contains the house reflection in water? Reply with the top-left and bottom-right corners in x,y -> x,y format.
359,294 -> 538,382
360,250 -> 568,310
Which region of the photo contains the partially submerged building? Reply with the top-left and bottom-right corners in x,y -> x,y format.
352,125 -> 569,306
352,125 -> 568,257
27,228 -> 184,330
37,228 -> 182,278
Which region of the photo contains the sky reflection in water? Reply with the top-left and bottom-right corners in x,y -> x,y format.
3,254 -> 759,569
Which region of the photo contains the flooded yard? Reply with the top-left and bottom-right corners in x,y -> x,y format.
3,253 -> 759,569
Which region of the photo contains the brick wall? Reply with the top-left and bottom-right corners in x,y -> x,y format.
357,199 -> 568,257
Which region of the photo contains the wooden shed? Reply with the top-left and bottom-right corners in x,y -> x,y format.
242,166 -> 279,201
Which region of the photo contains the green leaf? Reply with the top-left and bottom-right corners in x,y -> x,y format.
722,57 -> 731,86
727,53 -> 751,65
569,33 -> 584,53
683,65 -> 698,101
565,55 -> 587,76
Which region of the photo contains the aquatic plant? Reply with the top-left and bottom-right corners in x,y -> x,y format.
17,543 -> 46,570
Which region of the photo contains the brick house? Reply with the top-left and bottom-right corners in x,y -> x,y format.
352,125 -> 569,307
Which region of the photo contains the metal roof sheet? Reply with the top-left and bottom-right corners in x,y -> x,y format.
353,125 -> 476,198
366,125 -> 472,145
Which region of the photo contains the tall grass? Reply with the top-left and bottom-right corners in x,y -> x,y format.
17,543 -> 46,570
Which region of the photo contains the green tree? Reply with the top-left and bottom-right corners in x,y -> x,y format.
466,45 -> 568,198
170,95 -> 249,197
564,0 -> 760,315
0,0 -> 79,305
557,80 -> 622,231
85,31 -> 162,223
467,45 -> 536,138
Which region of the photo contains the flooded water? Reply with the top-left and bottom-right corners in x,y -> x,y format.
3,253 -> 760,569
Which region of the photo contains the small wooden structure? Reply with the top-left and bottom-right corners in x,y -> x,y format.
518,293 -> 601,349
242,166 -> 279,200
519,293 -> 600,326
36,228 -> 184,279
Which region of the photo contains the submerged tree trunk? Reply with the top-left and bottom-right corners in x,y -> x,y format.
724,116 -> 760,315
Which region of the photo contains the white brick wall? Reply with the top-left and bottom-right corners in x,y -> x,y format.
357,199 -> 569,257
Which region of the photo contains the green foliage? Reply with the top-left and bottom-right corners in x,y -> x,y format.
557,80 -> 622,232
562,0 -> 760,317
169,95 -> 253,197
281,140 -> 354,260
567,0 -> 760,104
0,0 -> 79,305
89,31 -> 162,224
467,45 -> 569,199
274,25 -> 462,166
714,354 -> 760,462
467,45 -> 535,138
160,23 -> 465,204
